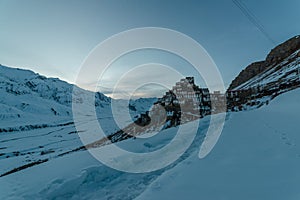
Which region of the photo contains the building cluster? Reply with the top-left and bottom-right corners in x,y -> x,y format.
136,75 -> 297,129
226,88 -> 262,111
132,74 -> 300,134
153,77 -> 226,127
210,91 -> 226,113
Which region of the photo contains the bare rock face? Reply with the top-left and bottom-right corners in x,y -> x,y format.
266,35 -> 300,65
229,61 -> 266,90
229,35 -> 300,90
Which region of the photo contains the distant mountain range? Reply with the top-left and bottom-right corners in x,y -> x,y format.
0,65 -> 156,132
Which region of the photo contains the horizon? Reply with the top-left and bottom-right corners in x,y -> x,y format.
0,63 -> 227,100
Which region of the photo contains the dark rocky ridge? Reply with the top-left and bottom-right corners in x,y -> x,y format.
229,35 -> 300,90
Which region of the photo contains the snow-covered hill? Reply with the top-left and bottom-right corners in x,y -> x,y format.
0,64 -> 156,129
0,64 -> 111,130
234,49 -> 300,91
0,65 -> 156,180
229,35 -> 300,91
138,88 -> 300,200
1,87 -> 300,200
227,36 -> 300,111
1,63 -> 300,199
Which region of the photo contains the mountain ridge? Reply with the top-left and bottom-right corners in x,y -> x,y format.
229,35 -> 300,90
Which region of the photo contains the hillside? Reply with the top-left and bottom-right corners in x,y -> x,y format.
0,65 -> 156,179
229,35 -> 300,91
138,88 -> 300,200
0,64 -> 111,129
0,65 -> 156,130
1,86 -> 300,200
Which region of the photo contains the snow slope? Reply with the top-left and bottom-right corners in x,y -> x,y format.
1,64 -> 300,199
0,65 -> 157,185
1,88 -> 299,199
0,117 -> 211,200
138,88 -> 300,200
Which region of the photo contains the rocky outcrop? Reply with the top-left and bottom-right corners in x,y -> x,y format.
229,61 -> 266,90
229,35 -> 300,90
266,35 -> 300,64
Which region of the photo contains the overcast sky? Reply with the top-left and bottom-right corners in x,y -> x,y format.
0,0 -> 299,98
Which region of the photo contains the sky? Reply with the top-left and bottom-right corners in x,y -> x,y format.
0,0 -> 299,98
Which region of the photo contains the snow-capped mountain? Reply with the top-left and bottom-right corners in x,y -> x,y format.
0,64 -> 156,131
0,64 -> 112,131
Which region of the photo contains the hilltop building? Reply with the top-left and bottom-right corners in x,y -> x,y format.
155,77 -> 213,126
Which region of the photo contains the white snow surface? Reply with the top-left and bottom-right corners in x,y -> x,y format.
1,88 -> 300,199
1,64 -> 300,199
138,88 -> 300,200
